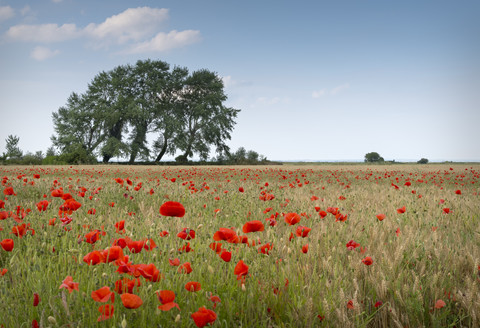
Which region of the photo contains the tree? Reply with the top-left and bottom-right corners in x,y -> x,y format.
51,60 -> 240,163
5,135 -> 23,160
364,152 -> 384,163
246,150 -> 259,163
174,69 -> 240,160
417,158 -> 429,164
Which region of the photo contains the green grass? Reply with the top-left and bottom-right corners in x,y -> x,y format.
0,164 -> 479,327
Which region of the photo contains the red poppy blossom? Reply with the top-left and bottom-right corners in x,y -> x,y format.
242,220 -> 265,233
362,256 -> 373,265
97,304 -> 114,322
213,228 -> 240,243
33,293 -> 40,307
376,213 -> 386,221
220,249 -> 232,262
455,190 -> 461,195
347,300 -> 354,309
3,187 -> 16,196
239,187 -> 244,192
36,200 -> 49,212
114,220 -> 125,234
284,212 -> 301,225
121,293 -> 143,309
114,277 -> 141,294
191,306 -> 217,328
159,201 -> 185,217
83,250 -> 105,265
396,206 -> 406,214
1,239 -> 14,252
91,286 -> 115,303
302,244 -> 309,254
185,281 -> 202,292
434,299 -> 446,309
59,276 -> 79,293
442,208 -> 450,214
234,260 -> 249,280
295,226 -> 311,238
157,290 -> 180,311
177,228 -> 195,240
169,258 -> 180,266
178,262 -> 193,274
346,240 -> 360,250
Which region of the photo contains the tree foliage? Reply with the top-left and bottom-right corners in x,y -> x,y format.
5,135 -> 23,160
364,152 -> 384,163
417,158 -> 429,164
51,60 -> 239,163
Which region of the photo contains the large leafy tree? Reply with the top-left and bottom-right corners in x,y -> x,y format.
174,69 -> 240,160
52,61 -> 239,163
364,152 -> 384,163
5,135 -> 23,159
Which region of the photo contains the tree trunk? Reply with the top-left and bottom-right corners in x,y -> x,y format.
155,136 -> 168,162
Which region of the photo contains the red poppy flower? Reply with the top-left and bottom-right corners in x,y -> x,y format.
102,246 -> 124,263
374,301 -> 383,308
209,294 -> 221,309
91,286 -> 115,303
169,258 -> 180,266
59,276 -> 79,293
157,290 -> 180,311
36,200 -> 49,212
159,230 -> 169,237
346,240 -> 360,250
347,300 -> 354,309
191,306 -> 217,328
258,243 -> 273,255
114,278 -> 141,294
121,293 -> 143,309
234,260 -> 249,280
3,187 -> 16,196
51,189 -> 63,197
114,220 -> 125,234
127,239 -> 145,254
97,304 -> 114,322
177,228 -> 195,240
185,281 -> 202,292
455,190 -> 461,195
83,250 -> 105,265
242,220 -> 265,233
33,293 -> 40,306
213,228 -> 240,243
32,319 -> 39,328
302,244 -> 309,254
376,213 -> 386,221
178,262 -> 193,274
209,242 -> 223,253
159,201 -> 185,217
284,213 -> 301,225
220,249 -> 232,262
442,208 -> 450,214
362,256 -> 373,265
239,187 -> 244,193
0,268 -> 8,276
295,226 -> 311,238
0,239 -> 14,252
434,299 -> 446,309
396,206 -> 406,214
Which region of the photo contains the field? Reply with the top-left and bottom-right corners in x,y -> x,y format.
0,164 -> 479,327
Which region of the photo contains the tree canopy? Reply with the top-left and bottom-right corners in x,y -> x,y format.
51,60 -> 240,163
364,152 -> 384,163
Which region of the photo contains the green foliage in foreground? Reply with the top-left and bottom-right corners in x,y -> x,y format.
0,164 -> 479,328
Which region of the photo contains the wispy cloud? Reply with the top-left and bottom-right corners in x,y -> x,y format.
30,46 -> 60,61
124,30 -> 201,54
312,83 -> 350,98
0,6 -> 14,22
4,7 -> 200,55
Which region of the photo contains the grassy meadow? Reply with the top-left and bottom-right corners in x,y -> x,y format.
0,164 -> 479,327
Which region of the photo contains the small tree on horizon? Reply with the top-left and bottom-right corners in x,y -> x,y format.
417,158 -> 429,164
5,135 -> 23,160
364,152 -> 384,163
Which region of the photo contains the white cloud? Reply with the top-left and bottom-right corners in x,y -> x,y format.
312,89 -> 326,98
331,83 -> 350,95
0,6 -> 14,21
30,46 -> 60,61
126,30 -> 201,54
312,83 -> 350,98
84,7 -> 169,46
222,75 -> 234,88
4,7 -> 200,54
6,23 -> 81,42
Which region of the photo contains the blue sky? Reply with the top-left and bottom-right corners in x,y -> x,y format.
0,0 -> 479,162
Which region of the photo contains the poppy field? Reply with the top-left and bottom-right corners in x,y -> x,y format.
0,164 -> 479,327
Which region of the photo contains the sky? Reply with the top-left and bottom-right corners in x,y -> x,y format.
0,0 -> 479,162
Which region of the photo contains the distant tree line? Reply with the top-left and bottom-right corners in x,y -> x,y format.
50,59 -> 240,164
